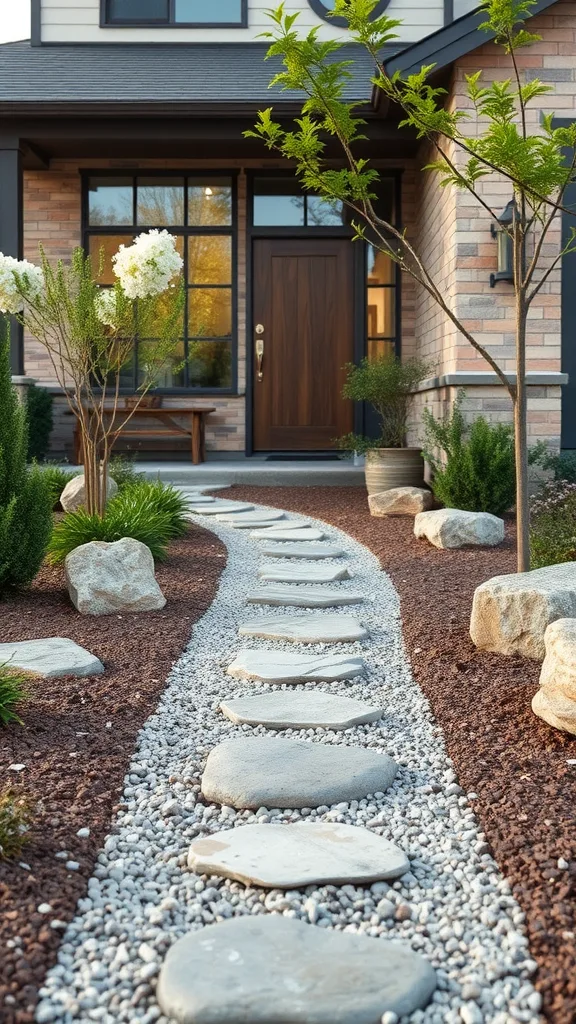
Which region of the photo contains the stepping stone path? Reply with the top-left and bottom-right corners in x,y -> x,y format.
188,821 -> 407,887
251,526 -> 325,541
227,648 -> 365,683
190,501 -> 255,515
259,541 -> 345,559
0,637 -> 104,678
246,584 -> 364,607
215,509 -> 286,525
220,691 -> 383,729
157,917 -> 436,1024
239,613 -> 368,643
181,494 -> 215,505
201,737 -> 398,808
259,562 -> 352,583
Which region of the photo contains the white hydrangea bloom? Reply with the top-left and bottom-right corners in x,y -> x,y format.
0,253 -> 44,314
95,288 -> 118,328
112,229 -> 183,300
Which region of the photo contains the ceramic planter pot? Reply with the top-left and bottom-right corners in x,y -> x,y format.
364,448 -> 425,495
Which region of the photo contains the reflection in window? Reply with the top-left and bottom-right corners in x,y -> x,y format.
366,247 -> 396,360
85,174 -> 235,391
107,0 -> 169,22
252,177 -> 345,227
175,0 -> 243,21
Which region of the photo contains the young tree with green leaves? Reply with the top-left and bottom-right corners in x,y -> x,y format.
247,0 -> 576,571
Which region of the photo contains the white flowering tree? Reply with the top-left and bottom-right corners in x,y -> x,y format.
0,230 -> 184,516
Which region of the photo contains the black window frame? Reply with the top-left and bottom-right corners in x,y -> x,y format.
82,169 -> 238,396
101,0 -> 248,28
307,0 -> 391,27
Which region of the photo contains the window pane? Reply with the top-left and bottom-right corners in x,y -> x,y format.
367,287 -> 395,338
188,179 -> 232,226
108,0 -> 169,21
367,339 -> 395,363
306,196 -> 346,226
88,177 -> 133,226
188,340 -> 232,388
137,177 -> 185,226
175,0 -> 243,21
89,235 -> 135,285
137,340 -> 186,388
188,288 -> 232,337
253,194 -> 305,226
367,246 -> 395,285
188,236 -> 231,286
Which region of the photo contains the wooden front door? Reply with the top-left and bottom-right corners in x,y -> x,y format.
252,238 -> 354,451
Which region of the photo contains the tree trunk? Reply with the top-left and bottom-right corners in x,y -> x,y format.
515,300 -> 530,573
82,435 -> 106,517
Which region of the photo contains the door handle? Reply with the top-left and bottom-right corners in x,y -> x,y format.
255,324 -> 265,382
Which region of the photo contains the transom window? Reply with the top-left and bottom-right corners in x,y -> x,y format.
103,0 -> 247,27
252,177 -> 348,227
85,174 -> 235,392
307,0 -> 391,27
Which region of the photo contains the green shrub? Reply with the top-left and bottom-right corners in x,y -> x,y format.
0,665 -> 29,727
108,454 -> 145,492
48,480 -> 189,564
423,394 -> 516,516
336,354 -> 435,451
41,465 -> 78,510
0,789 -> 32,860
0,320 -> 53,592
530,480 -> 576,568
26,384 -> 53,462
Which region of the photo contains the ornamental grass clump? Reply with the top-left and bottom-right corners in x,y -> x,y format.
0,789 -> 32,860
0,665 -> 29,727
423,396 -> 516,517
48,480 -> 190,564
530,481 -> 576,568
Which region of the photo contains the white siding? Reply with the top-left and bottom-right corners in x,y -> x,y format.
41,0 -> 444,45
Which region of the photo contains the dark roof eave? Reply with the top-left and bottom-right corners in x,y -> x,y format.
378,0 -> 560,90
0,99 -> 376,119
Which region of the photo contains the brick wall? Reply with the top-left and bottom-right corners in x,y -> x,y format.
406,1 -> 575,450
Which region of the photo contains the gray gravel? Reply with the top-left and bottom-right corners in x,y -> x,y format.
35,503 -> 542,1024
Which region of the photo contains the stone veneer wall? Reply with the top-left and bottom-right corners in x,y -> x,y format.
23,156 -> 416,459
406,0 -> 576,451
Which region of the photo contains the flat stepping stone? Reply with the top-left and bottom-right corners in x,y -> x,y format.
181,495 -> 215,505
259,562 -> 352,583
246,584 -> 363,608
237,520 -> 306,532
260,542 -> 344,559
239,613 -> 367,644
252,527 -> 325,541
227,649 -> 365,683
215,509 -> 286,525
188,821 -> 406,887
157,916 -> 436,1024
190,502 -> 254,515
201,737 -> 398,808
0,638 -> 104,678
220,691 -> 382,729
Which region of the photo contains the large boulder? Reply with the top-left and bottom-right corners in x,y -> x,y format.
368,486 -> 434,517
470,562 -> 576,659
414,508 -> 504,549
532,618 -> 576,734
60,473 -> 118,512
65,538 -> 166,615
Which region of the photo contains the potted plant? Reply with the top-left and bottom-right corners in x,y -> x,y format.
336,354 -> 434,494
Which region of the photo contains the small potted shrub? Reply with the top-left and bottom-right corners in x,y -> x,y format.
337,354 -> 434,494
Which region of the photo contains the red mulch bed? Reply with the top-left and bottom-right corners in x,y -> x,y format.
225,484 -> 576,1024
0,523 -> 226,1024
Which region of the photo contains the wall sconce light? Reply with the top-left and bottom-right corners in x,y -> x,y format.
490,199 -> 516,287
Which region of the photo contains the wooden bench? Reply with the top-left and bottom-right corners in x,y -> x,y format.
73,404 -> 216,465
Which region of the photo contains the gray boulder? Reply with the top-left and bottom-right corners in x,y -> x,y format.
470,562 -> 576,659
369,486 -> 434,517
60,473 -> 117,512
65,538 -> 166,615
415,508 -> 504,549
532,618 -> 576,733
157,916 -> 436,1023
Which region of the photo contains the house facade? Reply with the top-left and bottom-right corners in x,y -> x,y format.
0,0 -> 573,460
